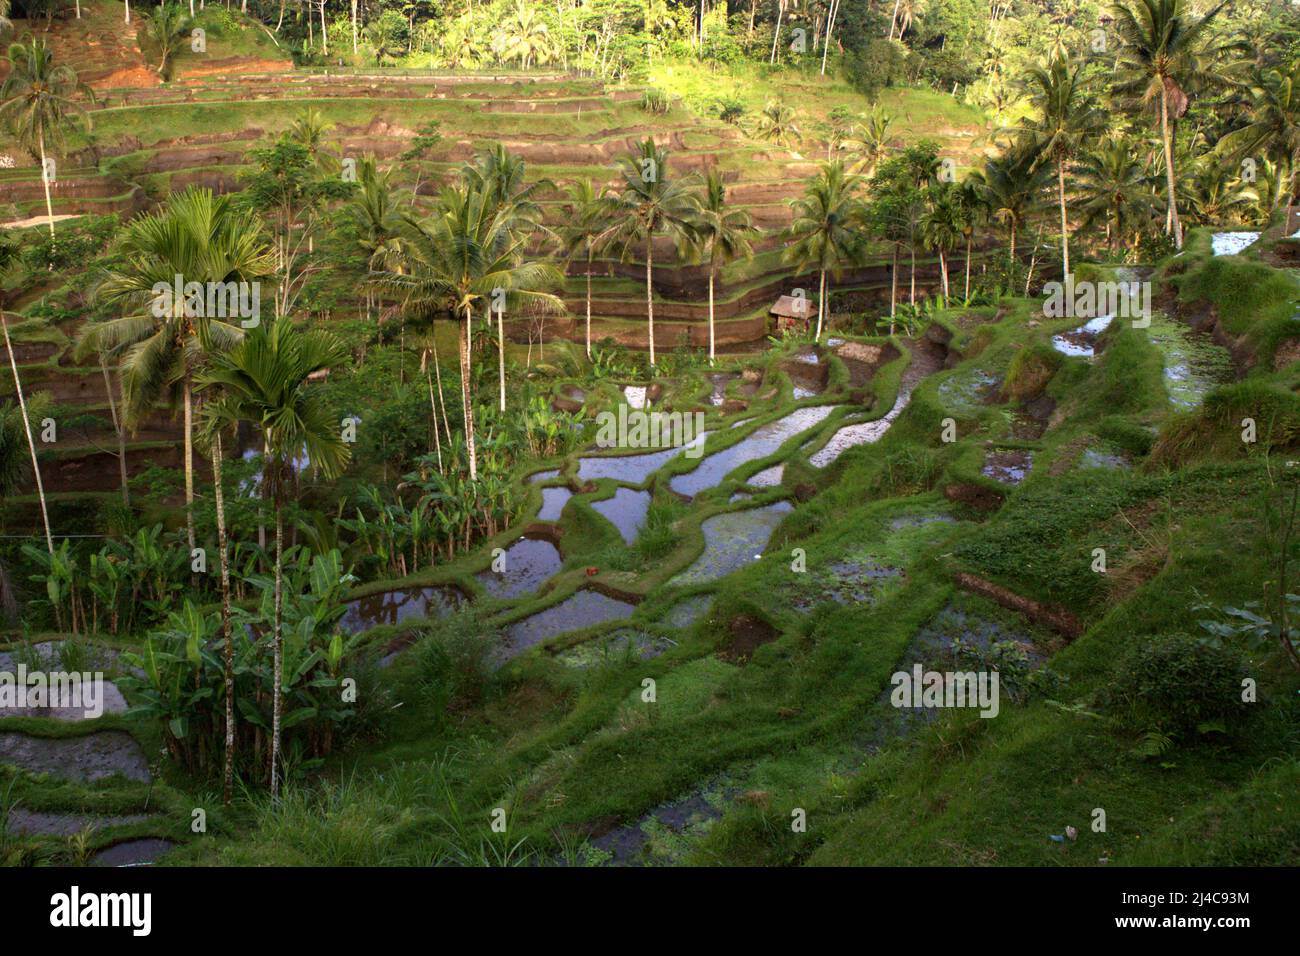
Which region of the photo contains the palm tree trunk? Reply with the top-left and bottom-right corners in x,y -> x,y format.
708,263 -> 716,363
645,237 -> 656,366
432,334 -> 452,451
820,0 -> 840,76
496,306 -> 506,412
212,431 -> 235,806
100,357 -> 129,506
2,311 -> 53,555
909,245 -> 916,305
964,235 -> 972,299
816,268 -> 826,340
351,0 -> 358,54
938,248 -> 949,303
460,307 -> 477,480
426,367 -> 443,473
888,0 -> 899,39
270,495 -> 283,799
38,129 -> 55,241
183,374 -> 196,559
584,250 -> 592,360
125,0 -> 131,23
770,1 -> 784,64
320,0 -> 328,56
1057,156 -> 1070,277
890,243 -> 898,322
1159,84 -> 1183,250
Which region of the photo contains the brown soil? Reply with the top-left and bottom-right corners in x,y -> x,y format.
953,571 -> 1083,639
719,613 -> 779,665
943,482 -> 1004,513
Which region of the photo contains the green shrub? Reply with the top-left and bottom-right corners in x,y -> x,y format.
1106,632 -> 1248,736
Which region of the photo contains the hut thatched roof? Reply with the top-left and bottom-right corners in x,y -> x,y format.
770,294 -> 812,319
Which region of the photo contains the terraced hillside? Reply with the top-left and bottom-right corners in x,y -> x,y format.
0,19 -> 993,497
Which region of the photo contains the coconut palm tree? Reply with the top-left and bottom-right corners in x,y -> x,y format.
1074,138 -> 1158,253
1004,57 -> 1104,276
592,139 -> 701,366
750,100 -> 802,148
1110,0 -> 1235,250
562,178 -> 609,360
855,105 -> 894,178
459,145 -> 554,410
1219,64 -> 1300,212
78,187 -> 276,558
505,0 -> 552,68
198,318 -> 351,799
345,157 -> 406,323
693,169 -> 758,363
0,37 -> 93,240
376,183 -> 564,478
1179,156 -> 1258,227
0,235 -> 52,555
141,4 -> 192,80
970,148 -> 1050,263
783,161 -> 866,340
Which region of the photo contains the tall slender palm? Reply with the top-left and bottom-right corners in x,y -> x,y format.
196,398 -> 238,805
1005,57 -> 1104,276
198,318 -> 351,799
782,161 -> 865,340
0,37 -> 93,240
955,176 -> 989,298
459,145 -> 554,410
1219,64 -> 1300,211
1111,0 -> 1235,250
593,139 -> 701,366
0,236 -> 52,555
562,178 -> 608,360
693,169 -> 757,363
78,187 -> 276,558
376,183 -> 564,479
922,186 -> 963,304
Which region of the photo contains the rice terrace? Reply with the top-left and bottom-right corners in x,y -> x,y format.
0,0 -> 1296,923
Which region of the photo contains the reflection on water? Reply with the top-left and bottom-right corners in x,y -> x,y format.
339,586 -> 464,634
538,486 -> 571,521
673,501 -> 794,584
591,487 -> 651,544
670,406 -> 835,497
476,535 -> 564,599
577,431 -> 709,484
505,590 -> 636,653
1051,314 -> 1115,358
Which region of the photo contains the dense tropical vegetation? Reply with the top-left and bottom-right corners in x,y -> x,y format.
0,0 -> 1297,875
